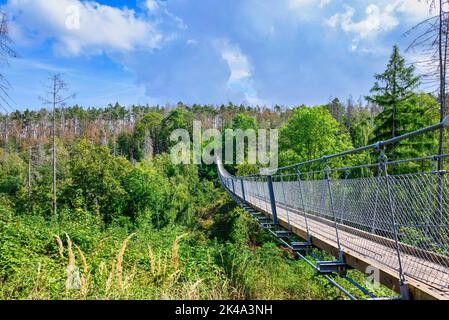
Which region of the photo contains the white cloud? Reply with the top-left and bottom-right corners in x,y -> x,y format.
324,1 -> 433,51
145,0 -> 159,12
220,42 -> 252,83
396,0 -> 433,23
218,40 -> 262,105
326,4 -> 399,40
4,0 -> 163,56
326,1 -> 433,37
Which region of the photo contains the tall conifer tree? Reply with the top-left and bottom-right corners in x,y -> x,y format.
367,45 -> 421,161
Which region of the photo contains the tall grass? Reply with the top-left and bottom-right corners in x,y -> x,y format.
0,203 -> 394,300
44,231 -> 243,300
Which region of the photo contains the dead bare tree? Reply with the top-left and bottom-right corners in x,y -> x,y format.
406,0 -> 449,170
40,74 -> 75,221
0,11 -> 17,114
405,0 -> 449,235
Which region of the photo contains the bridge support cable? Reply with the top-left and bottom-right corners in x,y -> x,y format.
341,275 -> 377,299
278,237 -> 359,300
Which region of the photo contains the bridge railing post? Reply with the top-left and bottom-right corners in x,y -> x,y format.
371,162 -> 382,234
241,179 -> 246,202
267,175 -> 278,225
256,177 -> 264,211
425,158 -> 439,240
280,175 -> 292,231
320,168 -> 327,219
263,176 -> 271,213
296,169 -> 311,242
379,147 -> 409,300
231,179 -> 235,194
340,170 -> 350,224
324,161 -> 344,262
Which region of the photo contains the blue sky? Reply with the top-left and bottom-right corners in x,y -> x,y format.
0,0 -> 432,110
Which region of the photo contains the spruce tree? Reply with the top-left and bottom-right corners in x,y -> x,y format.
367,45 -> 421,162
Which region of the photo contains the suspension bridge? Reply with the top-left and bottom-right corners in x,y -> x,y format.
218,116 -> 449,300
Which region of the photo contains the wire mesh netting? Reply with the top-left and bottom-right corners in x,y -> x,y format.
220,167 -> 449,292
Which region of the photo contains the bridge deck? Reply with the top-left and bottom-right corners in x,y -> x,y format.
244,193 -> 449,300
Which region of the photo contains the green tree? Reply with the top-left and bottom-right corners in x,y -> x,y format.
226,114 -> 258,175
117,132 -> 135,160
159,108 -> 192,154
279,106 -> 354,170
231,114 -> 258,131
348,108 -> 374,148
61,140 -> 130,224
393,93 -> 440,172
367,45 -> 421,161
326,98 -> 346,125
122,163 -> 172,228
0,149 -> 26,197
134,111 -> 163,160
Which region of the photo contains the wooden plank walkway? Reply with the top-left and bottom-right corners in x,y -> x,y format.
243,193 -> 449,300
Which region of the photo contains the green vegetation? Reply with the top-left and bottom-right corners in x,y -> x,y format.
0,131 -> 396,300
279,106 -> 354,170
368,45 -> 423,162
1,145 -> 388,300
0,45 -> 446,300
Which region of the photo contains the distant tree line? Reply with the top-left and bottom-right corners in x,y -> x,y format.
0,46 -> 447,177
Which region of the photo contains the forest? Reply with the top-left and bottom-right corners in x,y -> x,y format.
1,42 -> 448,299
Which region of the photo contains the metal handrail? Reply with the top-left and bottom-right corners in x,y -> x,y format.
237,115 -> 449,178
217,115 -> 449,299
